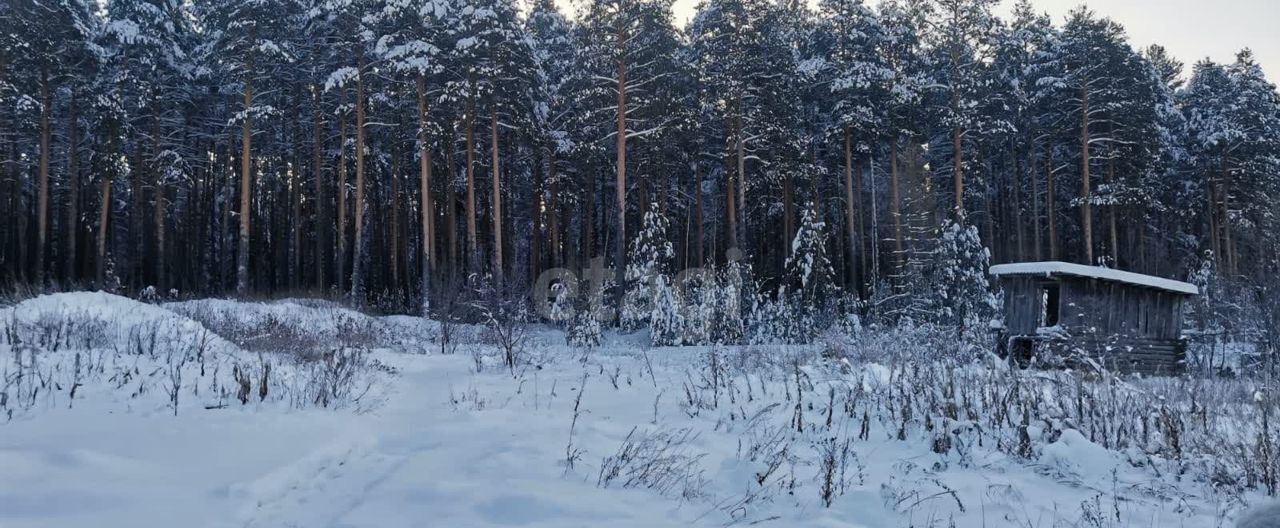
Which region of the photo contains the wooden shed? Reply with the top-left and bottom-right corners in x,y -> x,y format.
989,261 -> 1199,374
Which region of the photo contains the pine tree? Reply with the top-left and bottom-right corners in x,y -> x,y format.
649,273 -> 684,346
918,217 -> 997,333
1224,50 -> 1280,276
925,0 -> 1001,215
201,0 -> 301,295
713,260 -> 746,344
785,204 -> 837,306
526,0 -> 577,272
106,0 -> 194,291
781,204 -> 837,342
12,0 -> 98,285
622,204 -> 674,331
878,0 -> 933,277
377,0 -> 448,312
821,0 -> 890,293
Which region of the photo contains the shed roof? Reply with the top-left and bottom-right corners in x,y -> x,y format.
988,261 -> 1199,295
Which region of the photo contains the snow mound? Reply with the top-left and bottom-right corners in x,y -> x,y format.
166,298 -> 438,353
8,291 -> 240,356
1237,501 -> 1280,528
1040,429 -> 1120,483
1,293 -> 391,418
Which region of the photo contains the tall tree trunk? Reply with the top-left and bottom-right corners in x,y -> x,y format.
531,155 -> 543,285
1031,139 -> 1043,260
391,149 -> 402,289
855,156 -> 867,293
614,21 -> 628,313
1012,139 -> 1024,262
314,86 -> 329,290
1046,148 -> 1057,261
153,111 -> 166,290
336,88 -> 349,293
842,128 -> 859,291
1079,85 -> 1093,265
350,52 -> 367,303
952,124 -> 964,215
236,42 -> 254,296
584,169 -> 595,263
950,39 -> 965,217
130,134 -> 144,288
1107,148 -> 1118,264
695,168 -> 704,266
490,109 -> 504,286
890,137 -> 903,273
65,92 -> 79,282
16,139 -> 27,282
1221,162 -> 1235,274
724,121 -> 737,256
734,95 -> 746,251
783,170 -> 794,266
465,82 -> 478,273
289,101 -> 303,291
446,131 -> 459,272
96,135 -> 114,287
36,67 -> 51,285
547,146 -> 560,268
417,74 -> 434,313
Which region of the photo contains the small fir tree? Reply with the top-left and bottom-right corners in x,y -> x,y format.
622,205 -> 676,331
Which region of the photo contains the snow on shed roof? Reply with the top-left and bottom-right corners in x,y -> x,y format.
988,261 -> 1199,295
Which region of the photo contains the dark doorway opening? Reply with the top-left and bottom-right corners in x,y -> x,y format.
1041,283 -> 1060,327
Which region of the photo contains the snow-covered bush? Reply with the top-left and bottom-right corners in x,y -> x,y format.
775,205 -> 838,344
923,218 -> 997,331
548,281 -> 575,327
649,274 -> 684,346
888,217 -> 998,351
783,205 -> 837,309
567,312 -> 602,349
679,272 -> 717,346
621,205 -> 675,332
713,261 -> 746,344
745,290 -> 793,345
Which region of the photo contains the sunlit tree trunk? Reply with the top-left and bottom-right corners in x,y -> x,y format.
350,52 -> 367,303
491,109 -> 503,285
465,80 -> 478,273
613,19 -> 628,312
236,37 -> 255,296
36,67 -> 51,285
417,74 -> 434,313
314,87 -> 329,290
336,87 -> 349,293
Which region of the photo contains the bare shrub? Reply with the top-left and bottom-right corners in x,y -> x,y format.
476,294 -> 529,375
298,347 -> 382,409
564,371 -> 589,472
816,434 -> 855,508
597,426 -> 709,501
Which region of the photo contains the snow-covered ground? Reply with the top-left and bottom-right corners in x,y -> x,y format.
0,293 -> 1272,527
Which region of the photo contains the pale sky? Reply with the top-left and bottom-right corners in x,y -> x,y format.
658,0 -> 1280,80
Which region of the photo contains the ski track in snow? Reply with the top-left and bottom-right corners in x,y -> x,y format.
232,436 -> 402,528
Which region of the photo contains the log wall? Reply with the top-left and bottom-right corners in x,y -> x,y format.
998,275 -> 1190,375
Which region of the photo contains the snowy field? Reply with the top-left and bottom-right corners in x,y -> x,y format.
1,293 -> 1275,527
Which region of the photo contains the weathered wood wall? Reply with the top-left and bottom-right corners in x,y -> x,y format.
1059,278 -> 1182,339
997,275 -> 1190,375
1001,276 -> 1045,335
